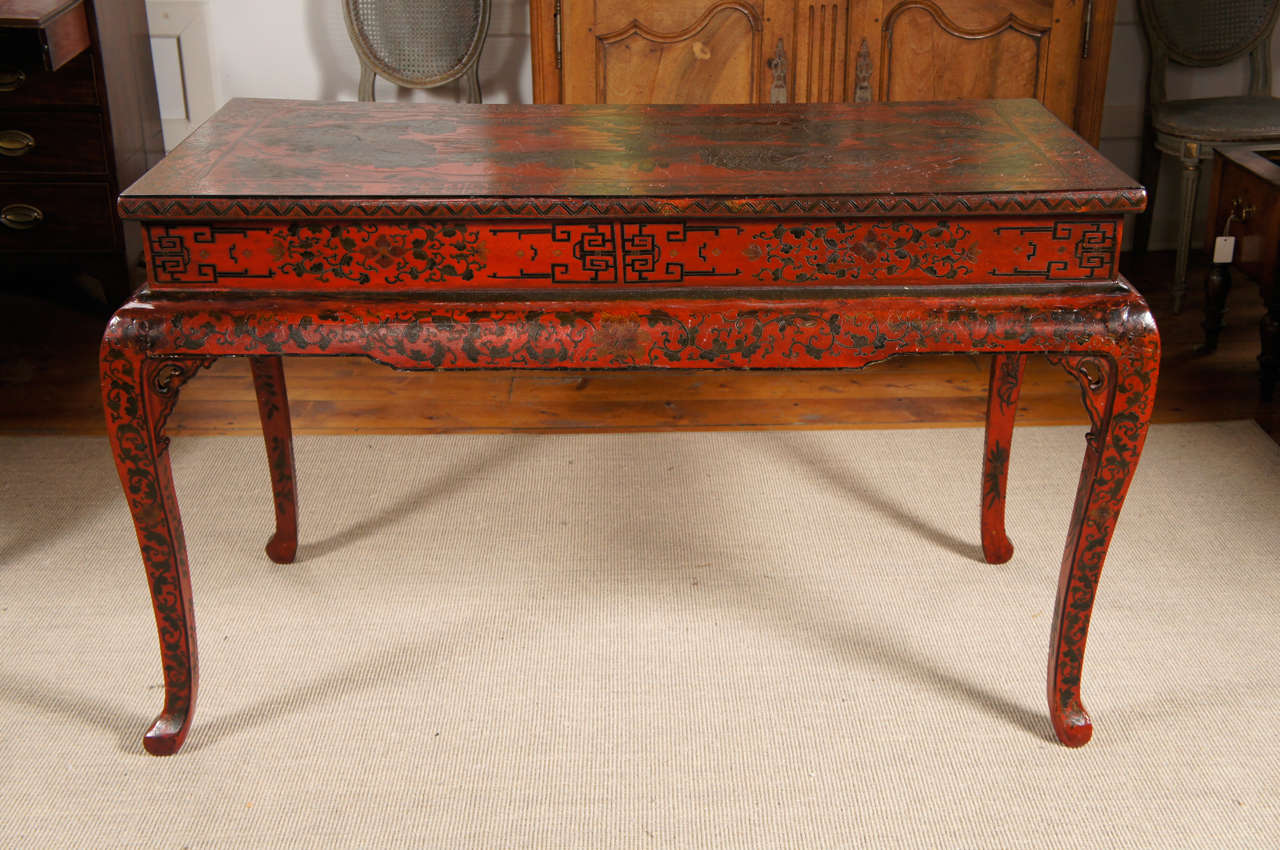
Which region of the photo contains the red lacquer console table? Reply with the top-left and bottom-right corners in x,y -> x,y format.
102,98 -> 1159,755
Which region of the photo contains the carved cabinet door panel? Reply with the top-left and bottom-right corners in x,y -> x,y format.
771,1 -> 881,103
550,0 -> 883,105
559,0 -> 774,103
871,0 -> 1085,130
531,0 -> 1114,144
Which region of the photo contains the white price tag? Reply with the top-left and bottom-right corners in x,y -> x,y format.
1213,235 -> 1236,264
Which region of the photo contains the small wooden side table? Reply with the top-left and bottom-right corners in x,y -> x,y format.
1203,146 -> 1280,400
103,98 -> 1160,755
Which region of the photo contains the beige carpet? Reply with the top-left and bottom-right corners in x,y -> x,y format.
1,422 -> 1277,848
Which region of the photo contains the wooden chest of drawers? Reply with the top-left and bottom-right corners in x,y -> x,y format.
0,0 -> 162,305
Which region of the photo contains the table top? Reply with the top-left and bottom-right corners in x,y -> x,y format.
120,98 -> 1145,221
1220,144 -> 1280,187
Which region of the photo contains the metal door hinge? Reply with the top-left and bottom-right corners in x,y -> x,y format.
555,0 -> 563,69
1081,0 -> 1094,59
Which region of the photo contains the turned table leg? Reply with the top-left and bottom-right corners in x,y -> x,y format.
1261,270 -> 1279,402
100,321 -> 212,755
1196,263 -> 1232,356
1044,332 -> 1160,746
980,353 -> 1025,564
249,356 -> 298,564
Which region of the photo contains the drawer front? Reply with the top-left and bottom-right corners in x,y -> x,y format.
0,111 -> 107,173
0,2 -> 91,72
0,182 -> 116,251
142,217 -> 1123,292
0,52 -> 98,108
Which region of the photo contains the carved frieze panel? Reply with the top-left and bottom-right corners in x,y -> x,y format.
144,217 -> 1120,290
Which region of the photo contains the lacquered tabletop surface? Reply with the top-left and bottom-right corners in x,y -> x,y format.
121,98 -> 1145,217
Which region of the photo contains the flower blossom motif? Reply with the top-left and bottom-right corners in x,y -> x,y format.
595,318 -> 644,359
851,236 -> 884,262
357,235 -> 410,268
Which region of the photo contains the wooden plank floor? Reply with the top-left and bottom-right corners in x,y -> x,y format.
1,252 -> 1275,439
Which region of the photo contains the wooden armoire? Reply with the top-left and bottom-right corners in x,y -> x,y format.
531,0 -> 1116,145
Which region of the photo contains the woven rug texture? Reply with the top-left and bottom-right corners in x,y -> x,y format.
0,421 -> 1277,848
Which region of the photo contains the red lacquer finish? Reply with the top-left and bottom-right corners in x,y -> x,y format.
981,353 -> 1026,564
99,340 -> 210,755
249,356 -> 298,564
102,98 -> 1158,754
142,218 -> 1122,291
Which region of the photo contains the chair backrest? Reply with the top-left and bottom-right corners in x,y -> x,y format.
1139,0 -> 1280,102
343,0 -> 491,103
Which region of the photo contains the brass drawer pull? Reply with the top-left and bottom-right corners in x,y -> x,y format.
0,129 -> 36,157
0,68 -> 26,92
1231,197 -> 1256,223
1,203 -> 43,230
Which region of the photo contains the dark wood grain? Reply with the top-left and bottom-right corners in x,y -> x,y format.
0,0 -> 160,304
1206,146 -> 1280,398
88,0 -> 162,191
0,0 -> 82,24
531,0 -> 1117,148
0,50 -> 96,106
0,110 -> 107,173
0,180 -> 114,249
37,0 -> 86,69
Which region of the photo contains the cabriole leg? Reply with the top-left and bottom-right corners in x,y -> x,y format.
100,321 -> 213,756
250,356 -> 298,564
1045,332 -> 1159,746
981,353 -> 1025,564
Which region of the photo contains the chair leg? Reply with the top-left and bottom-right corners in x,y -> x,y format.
250,356 -> 298,564
463,65 -> 482,104
980,353 -> 1025,564
1132,120 -> 1162,258
1172,149 -> 1203,314
357,65 -> 375,102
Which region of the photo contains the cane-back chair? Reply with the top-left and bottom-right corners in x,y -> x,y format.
1136,0 -> 1280,312
342,0 -> 492,104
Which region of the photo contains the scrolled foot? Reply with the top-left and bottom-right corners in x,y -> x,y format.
1043,314 -> 1158,748
265,532 -> 297,564
1050,696 -> 1093,748
102,322 -> 204,758
982,534 -> 1014,565
980,353 -> 1024,565
143,710 -> 192,756
250,357 -> 299,567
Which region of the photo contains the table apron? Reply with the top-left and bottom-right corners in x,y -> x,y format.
108,289 -> 1153,371
140,217 -> 1125,292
